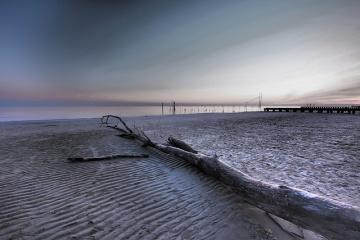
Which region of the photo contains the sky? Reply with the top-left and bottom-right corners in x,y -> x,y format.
0,0 -> 360,106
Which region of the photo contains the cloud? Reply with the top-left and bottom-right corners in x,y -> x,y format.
2,0 -> 360,106
289,76 -> 360,105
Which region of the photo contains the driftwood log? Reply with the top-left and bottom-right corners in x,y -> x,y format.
101,115 -> 360,240
68,154 -> 149,162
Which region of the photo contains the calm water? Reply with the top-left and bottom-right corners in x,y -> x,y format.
0,105 -> 274,122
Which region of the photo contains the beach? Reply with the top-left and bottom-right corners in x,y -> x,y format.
131,112 -> 360,207
1,112 -> 359,239
3,0 -> 360,239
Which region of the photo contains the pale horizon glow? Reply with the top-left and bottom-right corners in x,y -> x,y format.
1,0 -> 360,107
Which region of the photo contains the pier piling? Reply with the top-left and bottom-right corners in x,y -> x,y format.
264,106 -> 359,114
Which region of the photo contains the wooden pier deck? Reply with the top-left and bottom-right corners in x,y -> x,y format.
264,106 -> 360,114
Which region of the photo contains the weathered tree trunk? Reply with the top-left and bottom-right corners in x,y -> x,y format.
101,115 -> 360,240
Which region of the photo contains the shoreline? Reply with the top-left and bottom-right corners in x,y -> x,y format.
0,111 -> 241,123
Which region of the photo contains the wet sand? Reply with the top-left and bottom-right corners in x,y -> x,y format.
0,119 -> 303,240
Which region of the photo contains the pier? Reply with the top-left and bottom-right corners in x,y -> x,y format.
264,106 -> 360,114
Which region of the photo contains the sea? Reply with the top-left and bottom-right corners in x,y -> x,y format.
0,105 -> 272,121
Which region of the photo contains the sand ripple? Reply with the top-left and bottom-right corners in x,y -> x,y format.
0,121 -> 290,240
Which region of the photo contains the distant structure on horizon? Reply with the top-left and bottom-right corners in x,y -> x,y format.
264,106 -> 360,114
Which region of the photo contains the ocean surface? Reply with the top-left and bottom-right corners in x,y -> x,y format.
0,105 -> 275,121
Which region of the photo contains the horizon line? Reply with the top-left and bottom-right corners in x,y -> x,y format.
0,99 -> 359,108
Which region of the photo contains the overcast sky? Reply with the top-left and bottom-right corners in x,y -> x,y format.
1,0 -> 360,106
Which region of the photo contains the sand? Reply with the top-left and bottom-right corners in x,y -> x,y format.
1,112 -> 353,239
127,112 -> 360,207
0,118 -> 302,240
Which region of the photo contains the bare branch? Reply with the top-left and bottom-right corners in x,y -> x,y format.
101,115 -> 133,133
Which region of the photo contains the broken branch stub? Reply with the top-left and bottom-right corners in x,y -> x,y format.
167,137 -> 198,153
